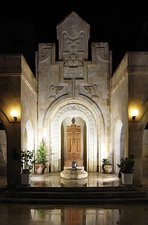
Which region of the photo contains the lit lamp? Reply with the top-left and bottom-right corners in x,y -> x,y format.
11,110 -> 18,121
131,109 -> 139,121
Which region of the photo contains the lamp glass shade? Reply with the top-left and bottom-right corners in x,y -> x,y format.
131,109 -> 139,117
11,110 -> 18,117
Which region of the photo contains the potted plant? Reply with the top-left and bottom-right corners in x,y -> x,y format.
102,158 -> 112,173
20,150 -> 34,185
117,154 -> 135,185
34,138 -> 48,174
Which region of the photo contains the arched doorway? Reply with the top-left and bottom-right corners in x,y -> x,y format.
114,120 -> 124,173
142,122 -> 148,185
50,103 -> 97,172
24,120 -> 34,150
0,119 -> 7,185
43,99 -> 105,173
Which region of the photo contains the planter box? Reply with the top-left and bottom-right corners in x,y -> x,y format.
122,173 -> 133,185
21,173 -> 31,185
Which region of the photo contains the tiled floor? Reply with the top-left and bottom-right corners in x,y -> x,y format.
0,172 -> 148,225
0,202 -> 148,225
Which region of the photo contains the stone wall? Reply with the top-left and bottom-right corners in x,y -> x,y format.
21,56 -> 37,151
111,52 -> 148,185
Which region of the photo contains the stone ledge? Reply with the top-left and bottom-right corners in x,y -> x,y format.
64,166 -> 84,170
60,169 -> 88,179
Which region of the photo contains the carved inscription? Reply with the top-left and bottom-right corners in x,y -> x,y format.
64,66 -> 83,79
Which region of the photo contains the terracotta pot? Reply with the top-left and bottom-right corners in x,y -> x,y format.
35,163 -> 43,174
104,164 -> 112,173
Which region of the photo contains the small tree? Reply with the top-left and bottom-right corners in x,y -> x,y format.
35,138 -> 48,173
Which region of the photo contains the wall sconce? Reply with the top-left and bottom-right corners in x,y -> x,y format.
131,109 -> 139,121
11,110 -> 18,121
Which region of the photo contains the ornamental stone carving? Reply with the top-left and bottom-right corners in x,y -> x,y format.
63,26 -> 84,79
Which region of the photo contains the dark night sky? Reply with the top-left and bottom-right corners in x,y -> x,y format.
0,0 -> 148,73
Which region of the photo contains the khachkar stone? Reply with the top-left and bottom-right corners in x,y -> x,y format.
63,26 -> 84,79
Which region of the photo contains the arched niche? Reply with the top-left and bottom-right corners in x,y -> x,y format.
43,99 -> 105,173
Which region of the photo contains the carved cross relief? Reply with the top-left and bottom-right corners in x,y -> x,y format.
65,118 -> 83,167
63,26 -> 85,97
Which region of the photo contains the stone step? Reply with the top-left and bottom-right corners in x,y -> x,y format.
0,185 -> 147,204
9,185 -> 144,192
5,190 -> 146,199
1,195 -> 148,205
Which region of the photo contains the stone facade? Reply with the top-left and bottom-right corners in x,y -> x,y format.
0,12 -> 147,186
37,12 -> 112,172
